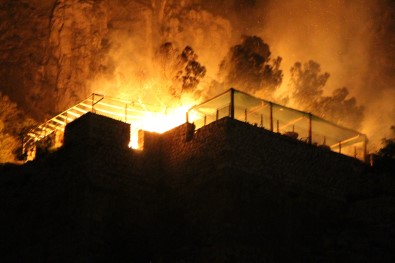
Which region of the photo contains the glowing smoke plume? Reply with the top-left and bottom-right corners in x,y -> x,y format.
253,0 -> 395,149
1,0 -> 395,157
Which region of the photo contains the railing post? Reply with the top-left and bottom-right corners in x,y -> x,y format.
216,109 -> 219,121
339,141 -> 342,154
276,120 -> 279,133
230,88 -> 235,119
186,111 -> 189,123
91,93 -> 94,112
308,113 -> 312,144
244,109 -> 247,122
204,115 -> 207,126
270,102 -> 273,132
21,135 -> 25,157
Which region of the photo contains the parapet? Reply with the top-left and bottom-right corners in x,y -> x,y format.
64,112 -> 130,149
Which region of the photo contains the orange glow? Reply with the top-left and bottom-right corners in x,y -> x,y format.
90,73 -> 203,149
128,102 -> 194,149
22,91 -> 199,160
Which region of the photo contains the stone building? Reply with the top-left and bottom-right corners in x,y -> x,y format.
1,110 -> 394,262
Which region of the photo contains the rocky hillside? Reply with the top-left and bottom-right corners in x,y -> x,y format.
0,0 -> 231,121
0,0 -> 129,119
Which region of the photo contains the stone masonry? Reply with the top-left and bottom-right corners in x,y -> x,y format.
1,113 -> 395,262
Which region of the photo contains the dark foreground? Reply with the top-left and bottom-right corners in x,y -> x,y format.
1,114 -> 395,262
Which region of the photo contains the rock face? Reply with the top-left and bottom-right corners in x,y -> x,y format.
0,0 -> 111,118
0,0 -> 55,118
46,0 -> 110,111
0,0 -> 232,120
0,0 -> 149,119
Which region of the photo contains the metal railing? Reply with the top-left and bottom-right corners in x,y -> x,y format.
23,93 -> 169,159
187,88 -> 368,161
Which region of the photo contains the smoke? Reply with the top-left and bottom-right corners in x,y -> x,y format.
242,0 -> 395,151
1,0 -> 395,153
88,0 -> 395,150
86,0 -> 232,108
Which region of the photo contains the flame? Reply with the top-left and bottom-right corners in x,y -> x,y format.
128,104 -> 193,149
91,71 -> 201,149
127,94 -> 197,149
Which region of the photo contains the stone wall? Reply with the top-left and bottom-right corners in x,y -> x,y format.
138,117 -> 394,261
64,112 -> 130,149
1,114 -> 394,262
145,117 -> 367,201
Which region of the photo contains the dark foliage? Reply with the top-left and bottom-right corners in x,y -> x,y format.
0,93 -> 36,162
218,35 -> 283,97
289,60 -> 364,129
290,60 -> 329,109
371,126 -> 395,175
157,42 -> 206,98
378,126 -> 395,159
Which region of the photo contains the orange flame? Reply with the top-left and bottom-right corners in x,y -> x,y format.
129,103 -> 194,149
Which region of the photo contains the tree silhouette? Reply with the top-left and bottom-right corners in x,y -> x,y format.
378,126 -> 395,159
289,60 -> 364,129
316,87 -> 364,129
290,60 -> 329,111
157,43 -> 206,98
218,36 -> 283,98
373,126 -> 395,175
0,93 -> 36,163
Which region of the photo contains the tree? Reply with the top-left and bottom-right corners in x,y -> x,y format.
176,46 -> 206,92
157,42 -> 206,98
0,92 -> 36,163
288,61 -> 364,129
0,120 -> 19,163
315,87 -> 364,130
378,126 -> 395,159
289,60 -> 329,111
217,35 -> 283,97
373,126 -> 395,175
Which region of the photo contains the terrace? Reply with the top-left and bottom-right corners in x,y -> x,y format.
24,88 -> 368,161
187,89 -> 367,160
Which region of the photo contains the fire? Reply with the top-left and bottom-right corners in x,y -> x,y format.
92,77 -> 202,149
129,103 -> 194,149
24,88 -> 368,162
22,87 -> 200,159
89,70 -> 201,147
117,89 -> 199,149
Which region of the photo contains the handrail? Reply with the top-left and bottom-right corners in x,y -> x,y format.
23,93 -> 173,159
187,88 -> 367,161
